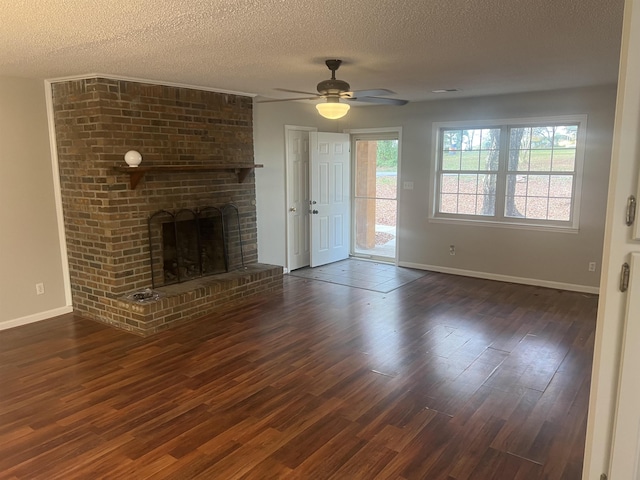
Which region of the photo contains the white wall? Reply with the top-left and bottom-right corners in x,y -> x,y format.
254,85 -> 617,290
0,77 -> 70,328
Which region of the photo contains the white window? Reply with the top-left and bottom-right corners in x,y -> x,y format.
433,116 -> 586,231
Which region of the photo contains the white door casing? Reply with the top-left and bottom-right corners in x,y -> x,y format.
310,132 -> 351,267
285,126 -> 314,271
583,0 -> 640,477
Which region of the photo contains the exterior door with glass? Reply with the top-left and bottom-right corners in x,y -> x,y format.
352,133 -> 399,261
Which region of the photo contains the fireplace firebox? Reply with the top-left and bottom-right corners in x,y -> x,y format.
148,204 -> 245,288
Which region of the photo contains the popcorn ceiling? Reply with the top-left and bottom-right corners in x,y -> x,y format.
0,0 -> 624,102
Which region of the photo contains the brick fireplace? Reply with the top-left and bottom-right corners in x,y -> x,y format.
51,78 -> 282,336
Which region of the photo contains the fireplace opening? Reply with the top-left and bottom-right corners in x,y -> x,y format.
148,204 -> 246,288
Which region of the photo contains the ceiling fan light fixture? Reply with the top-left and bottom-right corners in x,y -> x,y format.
316,99 -> 350,119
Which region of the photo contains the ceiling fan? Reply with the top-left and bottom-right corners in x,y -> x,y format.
259,59 -> 408,119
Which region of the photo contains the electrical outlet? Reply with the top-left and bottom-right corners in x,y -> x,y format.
588,262 -> 597,272
35,283 -> 45,295
449,245 -> 456,256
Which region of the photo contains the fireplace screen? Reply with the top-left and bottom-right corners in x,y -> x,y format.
148,204 -> 245,288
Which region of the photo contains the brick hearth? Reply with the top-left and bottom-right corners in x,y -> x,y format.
51,77 -> 282,335
112,264 -> 282,336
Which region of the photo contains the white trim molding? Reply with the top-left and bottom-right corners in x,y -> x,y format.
399,261 -> 600,294
44,80 -> 73,308
0,306 -> 73,332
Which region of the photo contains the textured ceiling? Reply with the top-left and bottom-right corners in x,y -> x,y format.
0,0 -> 625,103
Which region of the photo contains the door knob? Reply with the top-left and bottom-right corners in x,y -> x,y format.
312,209 -> 318,214
289,207 -> 296,212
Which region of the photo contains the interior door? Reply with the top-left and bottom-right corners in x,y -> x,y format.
286,127 -> 312,271
309,132 -> 351,267
609,253 -> 640,479
584,0 -> 640,476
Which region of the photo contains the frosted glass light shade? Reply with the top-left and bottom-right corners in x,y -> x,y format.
316,102 -> 350,119
124,150 -> 142,167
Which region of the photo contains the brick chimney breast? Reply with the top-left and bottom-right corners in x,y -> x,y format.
52,78 -> 281,335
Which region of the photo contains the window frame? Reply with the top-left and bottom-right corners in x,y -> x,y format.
430,115 -> 587,233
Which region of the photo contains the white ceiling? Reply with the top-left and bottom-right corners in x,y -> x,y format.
0,0 -> 625,103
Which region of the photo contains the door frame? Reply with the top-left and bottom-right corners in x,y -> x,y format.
286,126 -> 404,270
345,127 -> 403,265
583,0 -> 640,476
284,125 -> 316,272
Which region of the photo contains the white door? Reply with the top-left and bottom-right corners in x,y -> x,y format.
609,253 -> 640,479
309,132 -> 351,267
583,0 -> 640,477
285,127 -> 313,271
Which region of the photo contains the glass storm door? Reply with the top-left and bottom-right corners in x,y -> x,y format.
352,135 -> 399,261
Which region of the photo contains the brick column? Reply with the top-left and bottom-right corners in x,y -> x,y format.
355,141 -> 377,249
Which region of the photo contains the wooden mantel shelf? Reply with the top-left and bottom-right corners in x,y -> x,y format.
113,164 -> 264,189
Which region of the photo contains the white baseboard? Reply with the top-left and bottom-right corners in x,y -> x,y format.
398,262 -> 600,295
0,306 -> 73,331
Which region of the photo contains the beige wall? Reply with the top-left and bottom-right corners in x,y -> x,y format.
253,102 -> 342,267
0,77 -> 68,326
254,85 -> 617,290
0,82 -> 616,328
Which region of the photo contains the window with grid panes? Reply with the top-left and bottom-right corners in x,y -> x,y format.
434,116 -> 584,230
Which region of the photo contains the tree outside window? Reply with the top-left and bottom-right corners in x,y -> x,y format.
435,118 -> 582,229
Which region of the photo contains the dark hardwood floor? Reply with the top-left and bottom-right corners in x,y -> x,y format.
0,271 -> 597,479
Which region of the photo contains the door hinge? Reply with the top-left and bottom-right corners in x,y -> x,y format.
626,195 -> 636,226
620,262 -> 630,292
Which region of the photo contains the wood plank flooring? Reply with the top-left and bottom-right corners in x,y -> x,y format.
0,272 -> 597,479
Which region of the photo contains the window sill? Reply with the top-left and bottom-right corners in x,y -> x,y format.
428,216 -> 579,234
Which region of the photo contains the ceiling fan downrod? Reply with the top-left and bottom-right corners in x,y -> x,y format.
325,59 -> 342,79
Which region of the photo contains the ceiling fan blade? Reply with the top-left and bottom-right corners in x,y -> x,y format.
347,96 -> 409,106
257,97 -> 320,103
348,88 -> 395,97
275,88 -> 321,97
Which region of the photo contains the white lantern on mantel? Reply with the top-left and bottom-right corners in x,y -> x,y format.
124,150 -> 142,167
